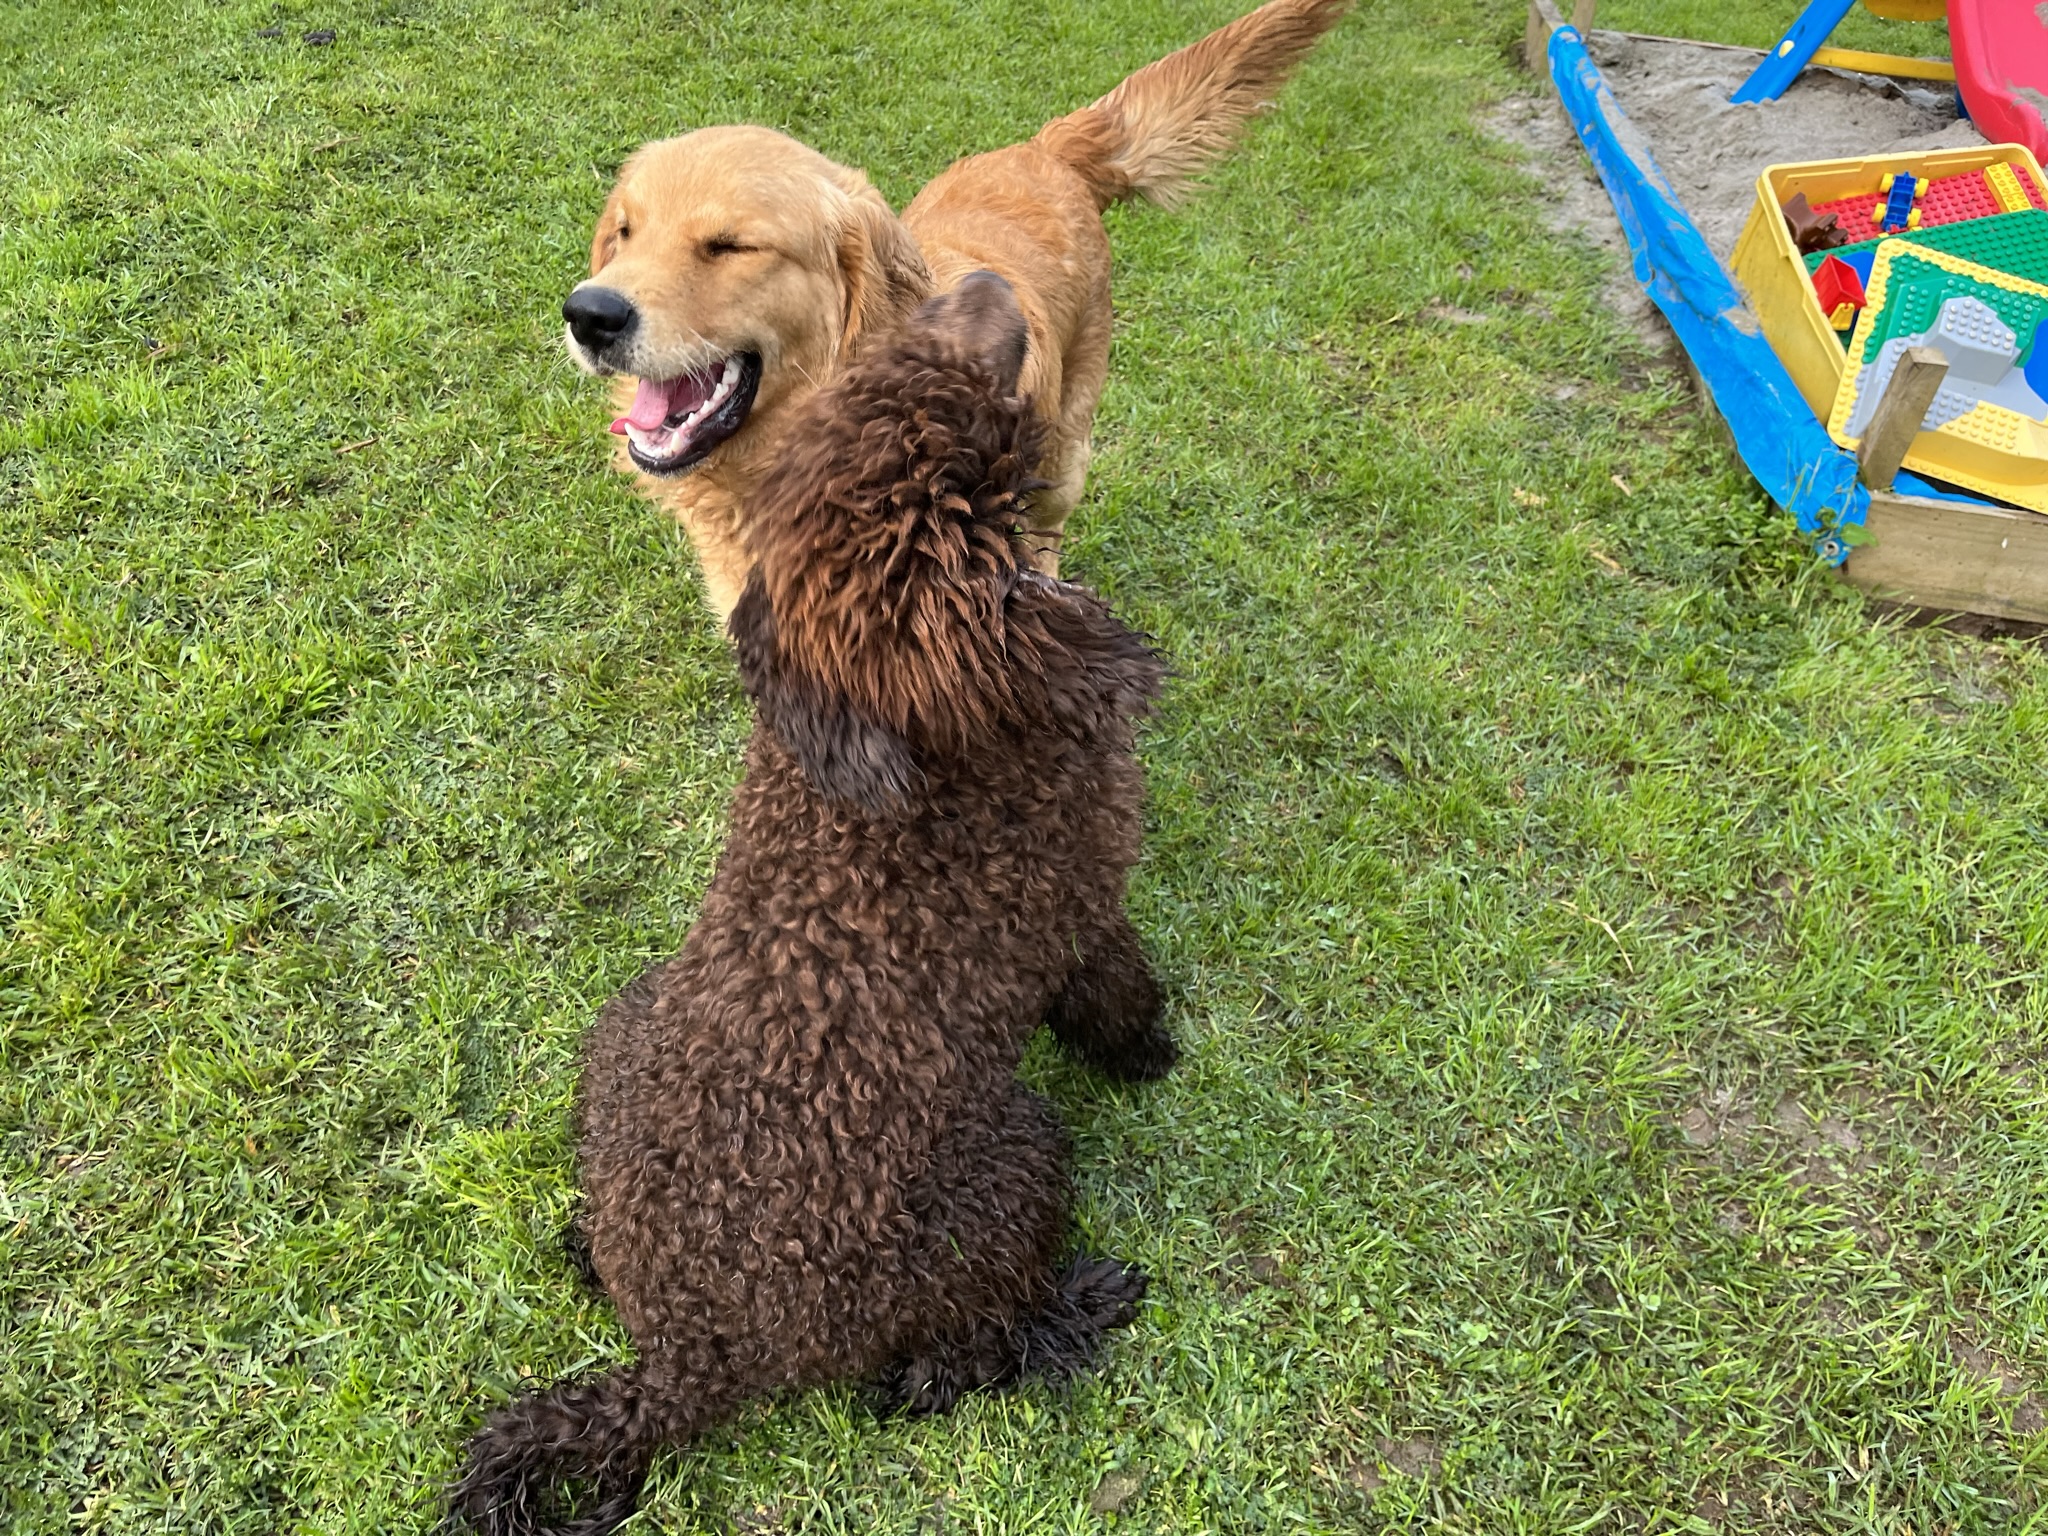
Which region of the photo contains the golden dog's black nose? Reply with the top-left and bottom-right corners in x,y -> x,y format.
563,287 -> 638,353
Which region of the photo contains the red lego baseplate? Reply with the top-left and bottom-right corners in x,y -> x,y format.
1808,166 -> 2048,245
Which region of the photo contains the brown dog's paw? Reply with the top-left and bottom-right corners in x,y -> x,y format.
1015,1256 -> 1148,1381
867,1348 -> 988,1420
1102,1023 -> 1180,1083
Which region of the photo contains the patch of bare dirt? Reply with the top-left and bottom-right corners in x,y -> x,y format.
1220,1246 -> 1299,1300
1340,1457 -> 1384,1501
1672,1085 -> 1759,1150
1950,1331 -> 2048,1436
1088,1469 -> 1144,1515
1377,1434 -> 1443,1478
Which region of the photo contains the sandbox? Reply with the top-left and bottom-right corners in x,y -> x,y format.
1519,6 -> 2048,625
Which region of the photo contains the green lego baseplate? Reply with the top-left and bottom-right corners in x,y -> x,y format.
1844,243 -> 2048,376
1827,241 -> 2048,515
1803,207 -> 2048,282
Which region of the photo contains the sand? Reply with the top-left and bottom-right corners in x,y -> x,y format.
1489,33 -> 1987,341
1584,32 -> 1985,263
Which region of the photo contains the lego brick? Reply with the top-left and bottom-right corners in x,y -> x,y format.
1985,162 -> 2033,213
1812,253 -> 1867,329
1872,172 -> 1929,233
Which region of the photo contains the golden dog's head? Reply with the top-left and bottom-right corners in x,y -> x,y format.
563,125 -> 932,479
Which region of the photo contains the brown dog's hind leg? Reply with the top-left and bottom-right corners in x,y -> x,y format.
878,1253 -> 1148,1418
875,1086 -> 1141,1415
1045,910 -> 1178,1081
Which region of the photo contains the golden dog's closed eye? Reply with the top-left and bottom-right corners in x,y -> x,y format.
701,234 -> 751,258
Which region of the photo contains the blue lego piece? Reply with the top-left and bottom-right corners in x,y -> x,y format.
1876,173 -> 1924,233
1842,248 -> 1876,288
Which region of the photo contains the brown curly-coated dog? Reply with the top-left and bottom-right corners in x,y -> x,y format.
447,272 -> 1176,1536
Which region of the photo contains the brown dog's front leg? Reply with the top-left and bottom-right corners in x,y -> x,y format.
1044,911 -> 1177,1081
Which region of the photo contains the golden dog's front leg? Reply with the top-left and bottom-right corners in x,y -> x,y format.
1019,401 -> 1098,578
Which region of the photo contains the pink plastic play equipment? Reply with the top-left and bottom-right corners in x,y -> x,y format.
1950,0 -> 2048,165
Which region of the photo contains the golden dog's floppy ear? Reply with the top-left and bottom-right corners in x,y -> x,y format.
587,171 -> 630,275
829,172 -> 933,355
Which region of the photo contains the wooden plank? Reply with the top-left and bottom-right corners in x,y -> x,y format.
1582,26 -> 1952,74
1571,0 -> 1596,35
1855,346 -> 1949,491
1525,0 -> 1553,72
1846,493 -> 2048,623
1588,28 -> 1769,54
1526,0 -> 1568,72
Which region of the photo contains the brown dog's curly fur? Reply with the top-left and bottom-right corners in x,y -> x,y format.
447,273 -> 1176,1536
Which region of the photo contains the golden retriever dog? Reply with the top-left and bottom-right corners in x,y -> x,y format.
561,0 -> 1351,619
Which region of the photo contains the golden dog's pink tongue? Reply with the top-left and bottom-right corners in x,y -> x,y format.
610,374 -> 715,435
612,378 -> 675,435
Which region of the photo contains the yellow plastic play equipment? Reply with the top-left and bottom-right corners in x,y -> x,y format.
1730,144 -> 2048,422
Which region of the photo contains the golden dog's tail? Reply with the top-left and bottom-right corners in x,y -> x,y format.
1034,0 -> 1351,211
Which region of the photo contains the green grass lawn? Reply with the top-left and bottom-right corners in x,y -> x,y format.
4,0 -> 2044,1530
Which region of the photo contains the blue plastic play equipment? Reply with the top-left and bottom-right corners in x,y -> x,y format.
1731,0 -> 1862,104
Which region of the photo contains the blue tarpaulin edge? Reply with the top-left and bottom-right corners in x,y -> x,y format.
1546,24 -> 1870,561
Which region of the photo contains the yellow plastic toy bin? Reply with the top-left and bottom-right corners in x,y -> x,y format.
1729,143 -> 2048,423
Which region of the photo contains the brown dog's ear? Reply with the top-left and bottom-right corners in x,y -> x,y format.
1001,575 -> 1168,748
910,270 -> 1030,394
831,174 -> 933,355
729,570 -> 917,813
